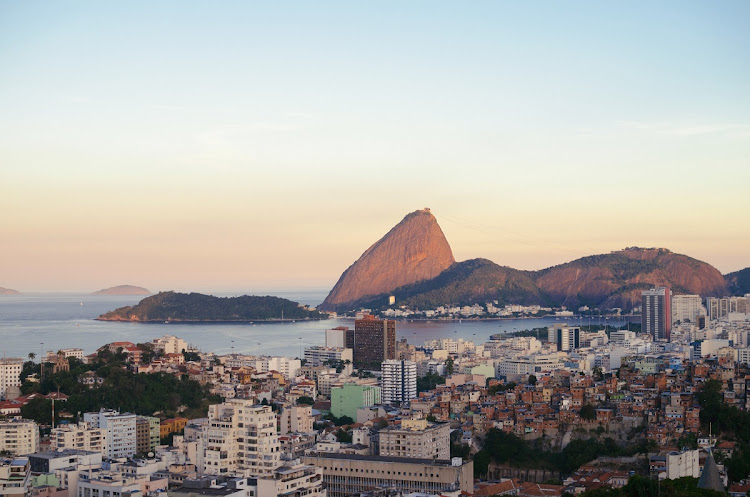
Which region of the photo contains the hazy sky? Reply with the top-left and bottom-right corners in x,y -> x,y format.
1,1 -> 749,292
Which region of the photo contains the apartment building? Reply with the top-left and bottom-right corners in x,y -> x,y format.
671,295 -> 704,325
83,410 -> 137,459
0,420 -> 39,456
0,359 -> 23,400
51,422 -> 107,456
0,457 -> 30,497
381,360 -> 417,404
278,405 -> 313,435
135,417 -> 160,455
303,346 -> 352,370
378,418 -> 450,459
203,400 -> 280,477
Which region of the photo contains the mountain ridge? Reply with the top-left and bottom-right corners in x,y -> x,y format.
321,210 -> 737,312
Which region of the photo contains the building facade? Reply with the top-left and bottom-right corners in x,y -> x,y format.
301,453 -> 473,497
378,419 -> 450,459
51,421 -> 107,456
642,287 -> 672,341
203,400 -> 280,477
353,315 -> 396,370
547,324 -> 580,351
0,420 -> 39,456
0,359 -> 23,400
671,294 -> 704,325
330,384 -> 381,420
380,360 -> 417,404
83,409 -> 137,459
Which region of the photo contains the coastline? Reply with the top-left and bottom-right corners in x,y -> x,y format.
94,317 -> 330,324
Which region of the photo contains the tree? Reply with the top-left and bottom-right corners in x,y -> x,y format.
446,357 -> 454,375
28,352 -> 36,361
296,396 -> 315,406
528,374 -> 537,385
593,367 -> 604,381
580,404 -> 596,421
417,372 -> 446,392
335,428 -> 352,443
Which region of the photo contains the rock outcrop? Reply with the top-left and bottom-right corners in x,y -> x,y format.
319,209 -> 455,311
92,285 -> 151,296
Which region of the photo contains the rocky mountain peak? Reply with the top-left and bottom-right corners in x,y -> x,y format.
319,209 -> 455,311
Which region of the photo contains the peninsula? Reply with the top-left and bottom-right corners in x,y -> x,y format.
97,291 -> 327,322
0,286 -> 20,295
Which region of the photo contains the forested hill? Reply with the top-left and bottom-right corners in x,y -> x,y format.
97,291 -> 327,322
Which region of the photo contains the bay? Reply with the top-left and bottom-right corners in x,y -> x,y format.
0,293 -> 638,359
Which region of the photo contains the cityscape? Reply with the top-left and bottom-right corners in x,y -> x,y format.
2,2 -> 749,497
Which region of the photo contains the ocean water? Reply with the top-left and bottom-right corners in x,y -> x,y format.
0,293 -> 637,359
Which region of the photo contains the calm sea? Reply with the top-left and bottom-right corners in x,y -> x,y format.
0,293 -> 637,359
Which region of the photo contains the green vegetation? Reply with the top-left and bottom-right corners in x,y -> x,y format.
354,258 -> 545,309
296,396 -> 315,406
725,267 -> 750,296
450,429 -> 471,460
576,475 -> 725,497
580,404 -> 597,420
19,354 -> 221,424
473,428 -> 656,477
487,382 -> 516,395
417,372 -> 446,392
324,413 -> 354,426
335,428 -> 352,443
98,291 -> 328,322
697,379 -> 750,482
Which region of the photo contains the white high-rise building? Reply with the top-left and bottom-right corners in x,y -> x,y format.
0,419 -> 39,456
83,409 -> 136,459
203,400 -> 280,477
381,360 -> 417,404
671,295 -> 704,325
0,358 -> 23,400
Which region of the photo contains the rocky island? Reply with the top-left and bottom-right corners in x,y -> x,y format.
0,286 -> 21,295
92,285 -> 151,295
97,291 -> 327,322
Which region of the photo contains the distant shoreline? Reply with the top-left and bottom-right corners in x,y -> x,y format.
94,317 -> 329,324
337,314 -> 638,322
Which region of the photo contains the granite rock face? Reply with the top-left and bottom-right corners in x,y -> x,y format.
320,209 -> 455,311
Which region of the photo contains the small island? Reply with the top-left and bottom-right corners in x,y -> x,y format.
92,285 -> 152,295
0,286 -> 21,295
97,291 -> 328,322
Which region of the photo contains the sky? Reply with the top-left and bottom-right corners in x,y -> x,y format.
1,1 -> 749,293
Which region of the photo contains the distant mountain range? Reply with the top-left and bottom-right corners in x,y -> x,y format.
319,209 -> 744,312
97,291 -> 327,322
0,287 -> 20,295
92,285 -> 151,296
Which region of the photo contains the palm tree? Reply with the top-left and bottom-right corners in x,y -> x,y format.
28,352 -> 36,361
